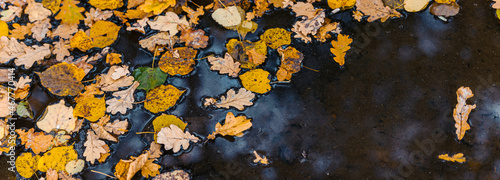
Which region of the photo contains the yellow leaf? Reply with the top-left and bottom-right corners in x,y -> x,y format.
158,47 -> 198,76
253,151 -> 269,165
42,0 -> 62,14
207,112 -> 252,139
328,0 -> 356,9
140,159 -> 161,178
114,159 -> 131,180
330,34 -> 352,66
106,53 -> 122,65
37,146 -> 78,172
435,0 -> 454,4
453,87 -> 476,140
239,69 -> 271,94
277,46 -> 303,81
144,85 -> 185,113
90,20 -> 121,48
9,23 -> 33,40
403,0 -> 429,12
125,9 -> 148,20
15,152 -> 40,178
89,0 -> 123,9
37,62 -> 85,96
152,114 -> 187,142
260,28 -> 291,49
75,83 -> 103,103
138,0 -> 176,15
55,0 -> 85,25
439,153 -> 466,163
70,31 -> 93,51
74,96 -> 106,122
36,100 -> 77,134
225,39 -> 267,69
0,20 -> 8,37
114,153 -> 148,180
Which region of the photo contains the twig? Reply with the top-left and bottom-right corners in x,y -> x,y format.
136,131 -> 155,134
81,79 -> 97,83
270,80 -> 291,84
152,45 -> 158,68
189,0 -> 201,8
303,65 -> 319,72
91,170 -> 116,179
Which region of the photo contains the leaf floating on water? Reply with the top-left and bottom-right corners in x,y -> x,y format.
404,0 -> 430,12
212,6 -> 244,30
438,153 -> 466,163
240,69 -> 271,94
330,34 -> 352,66
152,114 -> 187,142
16,128 -> 54,154
152,170 -> 189,180
429,2 -> 460,17
204,88 -> 255,111
356,0 -> 401,22
158,47 -> 198,76
106,81 -> 139,115
260,28 -> 292,49
132,67 -> 167,91
253,151 -> 269,165
83,130 -> 108,164
157,124 -> 199,153
277,46 -> 303,81
55,0 -> 85,25
73,96 -> 106,122
15,152 -> 40,178
144,84 -> 185,113
453,86 -> 476,140
207,52 -> 241,77
37,146 -> 78,172
36,100 -> 77,133
207,112 -> 252,139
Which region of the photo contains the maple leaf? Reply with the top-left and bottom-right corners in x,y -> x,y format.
84,8 -> 114,27
207,52 -> 241,77
89,0 -> 123,9
277,46 -> 303,81
97,65 -> 134,91
55,0 -> 85,24
132,67 -> 167,91
158,47 -> 198,76
83,130 -> 107,164
207,112 -> 252,139
37,100 -> 77,133
25,0 -> 52,22
253,151 -> 269,164
15,152 -> 40,178
37,62 -> 85,96
106,81 -> 139,114
9,23 -> 33,40
180,29 -> 209,49
37,146 -> 78,172
65,159 -> 84,175
90,20 -> 121,48
204,88 -> 255,110
453,86 -> 476,140
144,84 -> 185,113
152,114 -> 187,141
42,0 -> 62,14
16,128 -> 54,154
212,6 -> 244,29
74,96 -> 106,122
438,153 -> 466,163
356,0 -> 401,22
51,24 -> 78,39
261,28 -> 292,49
52,39 -> 71,61
239,69 -> 271,94
138,0 -> 176,15
157,124 -> 199,153
140,159 -> 161,178
152,170 -> 189,180
292,2 -> 321,19
330,34 -> 352,66
31,18 -> 52,41
147,12 -> 183,36
0,5 -> 22,22
139,32 -> 178,52
182,6 -> 204,25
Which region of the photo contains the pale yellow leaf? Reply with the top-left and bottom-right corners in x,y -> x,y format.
157,124 -> 199,153
37,100 -> 77,133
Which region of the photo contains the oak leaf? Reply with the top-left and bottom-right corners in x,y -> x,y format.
314,22 -> 341,42
16,128 -> 54,154
0,87 -> 8,117
147,12 -> 183,35
97,65 -> 134,91
453,86 -> 475,140
106,81 -> 139,114
260,28 -> 292,49
152,114 -> 187,141
106,52 -> 122,65
148,142 -> 163,159
158,47 -> 198,76
207,52 -> 241,77
277,46 -> 303,81
89,0 -> 123,9
15,152 -> 40,178
180,29 -> 209,49
207,112 -> 252,139
356,0 -> 401,22
1,6 -> 22,22
328,0 -> 356,10
292,2 -> 321,19
36,100 -> 77,133
239,69 -> 271,94
138,0 -> 176,15
55,0 -> 85,24
139,32 -> 177,52
51,24 -> 78,39
140,159 -> 161,178
91,115 -> 118,142
37,146 -> 78,172
353,11 -> 364,21
132,67 -> 167,91
104,119 -> 129,135
83,131 -> 107,164
75,83 -> 103,103
16,44 -> 51,68
84,8 -> 114,27
157,124 -> 199,153
330,34 -> 352,66
253,0 -> 269,17
204,88 -> 255,110
51,39 -> 70,61
31,18 -> 52,41
0,37 -> 26,64
14,76 -> 32,99
38,62 -> 85,96
182,6 -> 204,25
25,0 -> 52,22
438,153 -> 466,163
90,20 -> 121,48
152,170 -> 189,180
74,96 -> 106,122
126,17 -> 148,34
292,10 -> 325,43
144,84 -> 185,113
9,23 -> 33,40
42,0 -> 62,14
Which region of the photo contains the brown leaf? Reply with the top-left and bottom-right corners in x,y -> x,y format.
126,153 -> 149,180
46,169 -> 58,180
97,65 -> 134,91
0,6 -> 22,22
292,2 -> 321,19
9,23 -> 33,40
182,6 -> 204,25
50,24 -> 78,39
106,81 -> 139,114
152,170 -> 189,180
356,0 -> 401,22
429,2 -> 460,17
91,122 -> 118,142
16,44 -> 51,68
0,36 -> 26,64
140,159 -> 160,178
292,11 -> 325,43
180,28 -> 209,49
84,8 -> 114,27
16,128 -> 54,154
25,0 -> 52,22
207,52 -> 241,77
139,32 -> 178,52
246,48 -> 266,66
277,46 -> 303,81
204,88 -> 255,110
83,130 -> 107,164
147,12 -> 184,35
126,17 -> 148,34
314,22 -> 341,42
14,75 -> 31,99
104,119 -> 129,135
52,39 -> 71,61
453,86 -> 476,140
148,142 -> 163,159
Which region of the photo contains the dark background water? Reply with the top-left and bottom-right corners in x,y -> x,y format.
3,0 -> 500,179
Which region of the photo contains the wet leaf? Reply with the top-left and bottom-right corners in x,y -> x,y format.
293,2 -> 321,19
328,0 -> 356,9
429,2 -> 459,17
253,151 -> 269,165
104,119 -> 129,135
16,101 -> 33,118
494,0 -> 500,9
128,0 -> 145,8
70,31 -> 93,52
152,114 -> 187,142
141,159 -> 161,178
0,37 -> 27,64
89,0 -> 123,9
0,20 -> 8,37
315,21 -> 341,42
16,44 -> 51,68
152,170 -> 189,180
439,153 -> 466,163
65,159 -> 84,175
404,0 -> 429,12
15,152 -> 40,178
0,6 -> 22,22
139,32 -> 177,52
14,76 -> 31,99
106,81 -> 139,114
147,12 -> 184,36
212,6 -> 244,29
148,142 -> 163,159
16,128 -> 54,154
55,0 -> 85,24
277,46 -> 303,81
38,62 -> 85,96
158,47 -> 198,76
25,0 -> 52,22
204,88 -> 255,110
292,10 -> 325,43
9,23 -> 33,40
0,87 -> 8,118
53,39 -> 71,61
453,86 -> 475,140
51,24 -> 78,39
207,52 -> 241,77
144,84 -> 185,113
254,0 -> 269,17
31,18 -> 52,41
246,48 -> 267,66
435,0 -> 455,4
97,65 -> 134,92
46,169 -> 58,180
180,29 -> 209,49
106,53 -> 122,65
84,8 -> 114,27
74,96 -> 106,122
383,0 -> 404,9
207,112 -> 252,139
260,28 -> 292,49
90,20 -> 121,48
138,0 -> 176,15
330,34 -> 352,66
42,0 -> 62,14
91,115 -> 118,142
114,152 -> 148,180
356,0 -> 401,22
157,124 -> 199,153
239,69 -> 271,94
132,67 -> 167,91
75,83 -> 103,103
36,100 -> 77,133
37,146 -> 78,172
83,130 -> 108,164
182,5 -> 204,25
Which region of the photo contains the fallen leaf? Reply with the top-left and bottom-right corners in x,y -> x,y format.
127,0 -> 145,8
14,76 -> 31,99
0,87 -> 9,117
90,20 -> 121,48
31,18 -> 52,41
144,84 -> 185,113
97,65 -> 134,91
157,124 -> 199,153
106,81 -> 139,114
16,101 -> 33,118
158,47 -> 198,76
352,11 -> 364,21
328,0 -> 356,9
429,2 -> 460,17
277,46 -> 303,81
46,169 -> 58,180
25,0 -> 52,22
140,159 -> 161,178
125,9 -> 148,19
292,2 -> 321,19
404,0 -> 429,12
207,52 -> 241,77
254,0 -> 269,17
138,0 -> 176,15
114,152 -> 148,180
36,100 -> 77,133
269,0 -> 285,8
70,31 -> 93,52
52,39 -> 71,61
239,69 -> 271,94
50,24 -> 78,39
0,119 -> 7,140
384,0 -> 404,9
0,37 -> 26,64
494,0 -> 500,9
435,0 -> 455,4
91,116 -> 118,142
16,128 -> 54,154
84,8 -> 114,27
65,159 -> 84,175
292,10 -> 325,43
83,131 -> 107,164
89,0 -> 123,9
330,34 -> 352,66
53,131 -> 71,146
75,83 -> 103,103
59,171 -> 79,180
152,170 -> 189,180
126,17 -> 148,34
212,6 -> 244,29
74,96 -> 106,122
104,119 -> 129,135
42,0 -> 62,14
37,146 -> 78,172
152,114 -> 187,142
148,141 -> 163,159
260,28 -> 292,49
147,12 -> 182,35
207,112 -> 252,139
439,153 -> 466,163
356,0 -> 401,22
16,44 -> 51,68
55,0 -> 85,24
180,28 -> 209,49
139,32 -> 178,52
0,6 -> 22,22
0,20 -> 7,37
204,88 -> 255,110
246,48 -> 267,66
253,151 -> 269,164
37,62 -> 85,96
9,23 -> 33,40
15,152 -> 40,178
314,21 -> 341,42
132,67 -> 167,91
182,6 -> 204,25
453,86 -> 476,140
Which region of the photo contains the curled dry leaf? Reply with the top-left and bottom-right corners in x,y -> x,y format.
114,152 -> 149,180
157,124 -> 199,153
91,116 -> 117,142
36,100 -> 77,133
207,52 -> 241,77
83,130 -> 107,164
453,86 -> 476,140
106,81 -> 139,115
204,88 -> 255,110
207,112 -> 252,139
438,153 -> 466,163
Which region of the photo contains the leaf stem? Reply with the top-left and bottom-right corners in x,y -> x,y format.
302,65 -> 319,72
90,170 -> 116,179
136,131 -> 155,134
189,0 -> 201,8
81,79 -> 97,83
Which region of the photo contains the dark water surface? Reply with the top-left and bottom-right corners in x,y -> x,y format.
3,0 -> 500,179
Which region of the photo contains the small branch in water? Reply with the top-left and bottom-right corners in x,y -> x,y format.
270,80 -> 291,84
91,170 -> 116,179
132,100 -> 145,104
136,131 -> 155,134
189,0 -> 201,8
81,79 -> 97,83
303,65 -> 319,72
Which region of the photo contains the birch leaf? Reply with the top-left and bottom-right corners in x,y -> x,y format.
65,159 -> 84,175
239,69 -> 271,94
207,52 -> 241,77
132,67 -> 167,91
144,85 -> 185,113
36,100 -> 77,133
207,112 -> 252,139
212,6 -> 244,29
277,46 -> 303,81
157,124 -> 199,153
453,86 -> 476,140
83,130 -> 107,164
37,146 -> 78,172
73,96 -> 106,122
158,47 -> 198,76
37,62 -> 85,96
204,88 -> 255,110
16,152 -> 40,178
107,81 -> 139,114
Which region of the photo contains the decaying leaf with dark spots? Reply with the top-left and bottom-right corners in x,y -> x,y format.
277,46 -> 303,81
144,85 -> 185,113
37,62 -> 85,96
158,47 -> 198,76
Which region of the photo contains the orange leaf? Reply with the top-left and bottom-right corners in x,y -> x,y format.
453,87 -> 476,140
55,0 -> 85,25
330,34 -> 352,66
16,128 -> 54,154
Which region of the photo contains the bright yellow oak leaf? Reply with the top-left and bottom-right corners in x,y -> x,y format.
15,152 -> 40,178
37,146 -> 78,172
0,20 -> 8,37
90,20 -> 121,48
152,114 -> 187,142
74,96 -> 106,122
207,112 -> 252,139
42,0 -> 62,14
89,0 -> 123,9
144,85 -> 185,113
453,86 -> 476,140
260,28 -> 291,49
55,0 -> 85,24
37,62 -> 85,96
439,153 -> 466,163
70,31 -> 93,51
141,159 -> 161,178
138,0 -> 176,15
239,69 -> 271,94
328,0 -> 356,10
330,34 -> 353,66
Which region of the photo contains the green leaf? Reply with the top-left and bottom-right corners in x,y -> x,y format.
16,101 -> 33,118
132,67 -> 167,91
